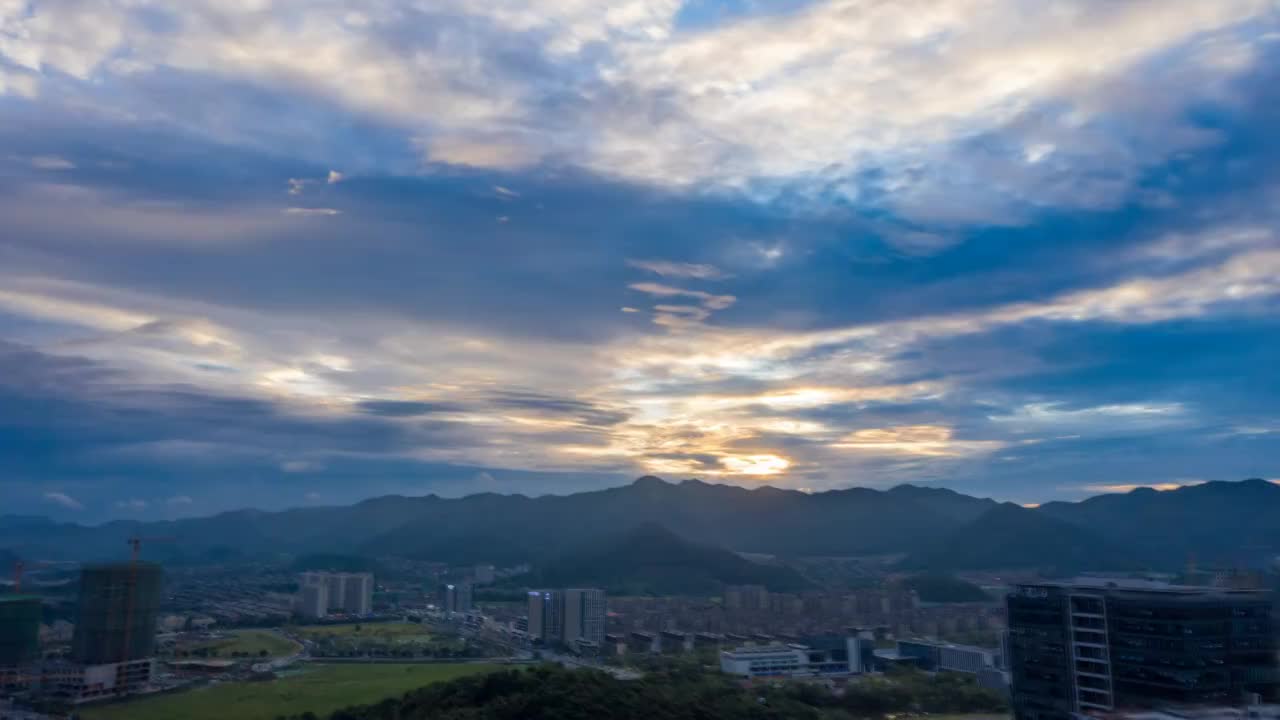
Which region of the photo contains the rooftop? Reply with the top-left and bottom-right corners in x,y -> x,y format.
723,643 -> 808,657
1019,577 -> 1273,597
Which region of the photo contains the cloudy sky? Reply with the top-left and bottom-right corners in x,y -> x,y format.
2,0 -> 1279,521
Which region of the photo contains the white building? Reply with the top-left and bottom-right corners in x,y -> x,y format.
342,573 -> 374,616
297,572 -> 373,617
938,643 -> 996,674
297,582 -> 328,619
325,574 -> 347,612
720,644 -> 810,678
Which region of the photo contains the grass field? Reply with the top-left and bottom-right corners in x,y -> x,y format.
175,629 -> 301,658
82,662 -> 500,720
291,622 -> 432,641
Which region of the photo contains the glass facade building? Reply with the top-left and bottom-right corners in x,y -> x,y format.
1008,580 -> 1277,720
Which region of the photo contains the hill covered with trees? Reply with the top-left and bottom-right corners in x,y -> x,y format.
287,663 -> 1008,720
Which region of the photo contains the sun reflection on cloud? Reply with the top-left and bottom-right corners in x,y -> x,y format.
719,453 -> 791,476
832,425 -> 1006,457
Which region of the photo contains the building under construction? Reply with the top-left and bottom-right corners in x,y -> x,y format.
71,562 -> 163,665
0,596 -> 41,667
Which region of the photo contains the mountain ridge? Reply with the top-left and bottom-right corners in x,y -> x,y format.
4,478 -> 1275,571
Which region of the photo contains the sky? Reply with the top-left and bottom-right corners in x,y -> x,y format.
2,0 -> 1279,522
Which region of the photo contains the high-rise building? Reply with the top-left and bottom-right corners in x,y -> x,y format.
1007,579 -> 1278,720
527,588 -> 604,646
564,588 -> 606,645
297,582 -> 329,619
527,590 -> 563,643
71,563 -> 163,665
0,596 -> 42,668
438,582 -> 473,615
473,565 -> 496,585
724,584 -> 770,611
343,573 -> 374,616
325,573 -> 348,613
297,571 -> 373,617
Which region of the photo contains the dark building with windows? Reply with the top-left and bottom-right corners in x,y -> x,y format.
71,563 -> 163,665
0,596 -> 41,667
1007,579 -> 1278,720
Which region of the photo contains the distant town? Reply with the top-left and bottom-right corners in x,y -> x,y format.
1,488 -> 1278,720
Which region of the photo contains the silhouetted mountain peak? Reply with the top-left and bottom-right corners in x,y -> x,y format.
619,521 -> 683,544
539,523 -> 811,595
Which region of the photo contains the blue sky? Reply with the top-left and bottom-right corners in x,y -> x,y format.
1,0 -> 1279,521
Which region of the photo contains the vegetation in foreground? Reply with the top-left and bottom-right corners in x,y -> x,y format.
79,663 -> 500,720
289,663 -> 1007,720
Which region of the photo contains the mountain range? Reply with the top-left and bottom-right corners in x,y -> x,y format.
535,523 -> 812,595
3,477 -> 1278,574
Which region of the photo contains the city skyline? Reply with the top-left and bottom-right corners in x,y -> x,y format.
2,1 -> 1280,519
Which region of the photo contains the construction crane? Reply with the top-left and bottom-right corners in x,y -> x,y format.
11,559 -> 50,593
120,535 -> 175,674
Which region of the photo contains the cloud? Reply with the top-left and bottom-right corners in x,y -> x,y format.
0,0 -> 1269,222
114,498 -> 149,511
165,495 -> 194,507
44,491 -> 84,510
281,460 -> 324,473
356,400 -> 464,417
831,424 -> 1007,457
30,155 -> 75,170
989,402 -> 1190,433
0,6 -> 1278,513
627,259 -> 727,280
1073,479 -> 1208,494
327,170 -> 344,184
628,282 -> 735,309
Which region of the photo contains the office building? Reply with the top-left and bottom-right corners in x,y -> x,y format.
438,582 -> 473,615
72,563 -> 162,666
0,596 -> 41,667
720,631 -> 876,679
895,637 -> 997,674
1007,579 -> 1278,720
563,588 -> 606,645
721,644 -> 811,678
1107,705 -> 1280,720
528,588 -> 604,647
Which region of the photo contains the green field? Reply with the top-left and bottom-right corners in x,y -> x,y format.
291,622 -> 432,641
174,629 -> 301,658
82,662 -> 500,720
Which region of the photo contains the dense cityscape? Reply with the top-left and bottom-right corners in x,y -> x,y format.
1,478 -> 1279,719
